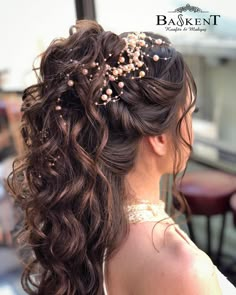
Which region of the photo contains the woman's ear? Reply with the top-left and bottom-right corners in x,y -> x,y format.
146,134 -> 169,156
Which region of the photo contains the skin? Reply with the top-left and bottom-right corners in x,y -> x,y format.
124,90 -> 195,205
104,91 -> 222,294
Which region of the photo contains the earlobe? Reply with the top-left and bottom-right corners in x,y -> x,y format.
147,134 -> 168,156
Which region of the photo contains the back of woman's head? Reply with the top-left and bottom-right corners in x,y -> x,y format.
7,19 -> 196,295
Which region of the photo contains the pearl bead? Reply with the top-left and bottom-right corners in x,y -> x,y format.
155,39 -> 163,45
130,64 -> 135,70
118,82 -> 124,88
137,61 -> 144,67
118,68 -> 123,75
119,56 -> 125,63
139,40 -> 146,46
134,51 -> 140,57
127,64 -> 133,71
109,75 -> 115,81
55,105 -> 62,111
153,55 -> 159,61
91,62 -> 96,67
106,88 -> 113,96
82,69 -> 88,75
139,71 -> 145,77
67,80 -> 74,87
130,40 -> 136,47
113,69 -> 118,76
101,94 -> 108,101
139,33 -> 146,39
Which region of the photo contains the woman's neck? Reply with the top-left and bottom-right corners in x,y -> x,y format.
125,167 -> 162,205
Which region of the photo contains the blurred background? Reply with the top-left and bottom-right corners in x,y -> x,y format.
0,0 -> 235,293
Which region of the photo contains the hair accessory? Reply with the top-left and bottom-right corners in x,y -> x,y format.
47,154 -> 61,168
39,129 -> 49,144
93,32 -> 171,106
55,97 -> 67,126
38,98 -> 66,171
38,127 -> 61,174
63,32 -> 171,106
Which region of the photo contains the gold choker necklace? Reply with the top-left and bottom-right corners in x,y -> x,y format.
126,199 -> 169,224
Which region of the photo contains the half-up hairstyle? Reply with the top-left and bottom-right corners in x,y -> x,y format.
7,19 -> 197,295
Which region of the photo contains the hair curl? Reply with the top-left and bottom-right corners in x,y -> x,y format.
7,19 -> 197,295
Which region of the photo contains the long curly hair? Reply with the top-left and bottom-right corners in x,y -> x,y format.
7,19 -> 197,294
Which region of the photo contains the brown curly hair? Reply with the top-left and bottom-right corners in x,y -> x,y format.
7,19 -> 197,294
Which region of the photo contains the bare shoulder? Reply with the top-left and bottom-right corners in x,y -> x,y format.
126,222 -> 222,295
163,236 -> 222,295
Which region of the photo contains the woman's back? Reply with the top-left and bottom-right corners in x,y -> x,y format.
103,219 -> 221,295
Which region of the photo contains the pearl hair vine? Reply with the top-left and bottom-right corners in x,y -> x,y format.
62,31 -> 172,107
94,32 -> 172,106
37,32 -> 172,175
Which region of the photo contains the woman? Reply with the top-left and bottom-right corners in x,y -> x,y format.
7,19 -> 235,294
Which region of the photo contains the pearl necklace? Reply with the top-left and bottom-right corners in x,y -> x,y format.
126,199 -> 169,223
